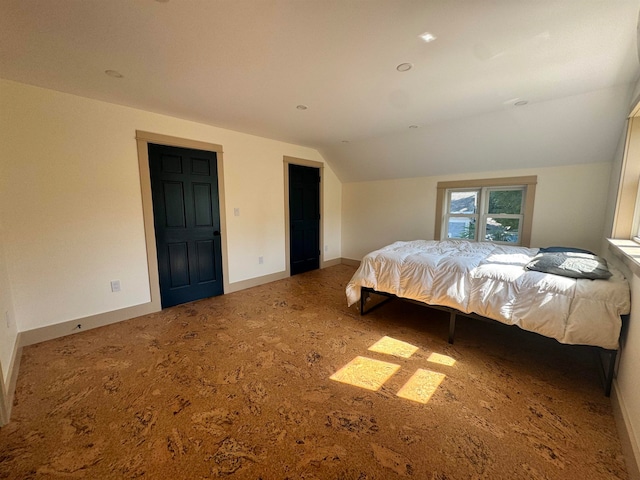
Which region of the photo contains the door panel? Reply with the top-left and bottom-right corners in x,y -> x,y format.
168,243 -> 190,288
193,184 -> 213,226
289,164 -> 320,275
163,182 -> 186,228
162,154 -> 182,173
196,240 -> 216,282
149,144 -> 223,307
191,157 -> 211,175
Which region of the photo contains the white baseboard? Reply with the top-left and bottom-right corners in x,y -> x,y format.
612,381 -> 640,480
20,301 -> 160,347
0,334 -> 22,426
226,261 -> 343,292
341,258 -> 361,267
322,258 -> 342,268
225,271 -> 290,293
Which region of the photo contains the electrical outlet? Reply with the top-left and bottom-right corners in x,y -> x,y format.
258,256 -> 264,264
110,280 -> 121,292
324,244 -> 328,252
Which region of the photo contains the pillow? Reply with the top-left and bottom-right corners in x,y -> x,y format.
525,252 -> 612,280
538,246 -> 595,255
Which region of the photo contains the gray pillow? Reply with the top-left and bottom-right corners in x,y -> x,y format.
525,252 -> 612,280
538,246 -> 594,255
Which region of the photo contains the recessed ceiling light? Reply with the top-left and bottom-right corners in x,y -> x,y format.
514,100 -> 528,106
296,104 -> 308,110
105,70 -> 123,78
396,63 -> 413,72
419,32 -> 437,43
409,125 -> 419,129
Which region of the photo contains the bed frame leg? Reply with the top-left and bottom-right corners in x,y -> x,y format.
603,349 -> 617,397
359,288 -> 394,315
359,289 -> 369,315
448,311 -> 456,344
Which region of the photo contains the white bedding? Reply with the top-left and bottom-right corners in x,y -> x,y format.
346,240 -> 630,350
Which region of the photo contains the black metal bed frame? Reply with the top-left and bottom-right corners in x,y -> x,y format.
359,287 -> 619,397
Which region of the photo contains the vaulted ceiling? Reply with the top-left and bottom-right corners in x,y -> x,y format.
1,0 -> 639,182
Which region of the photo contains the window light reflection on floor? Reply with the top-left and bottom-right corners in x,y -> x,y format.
329,356 -> 401,391
330,336 -> 450,403
427,352 -> 456,366
396,369 -> 446,404
368,336 -> 419,358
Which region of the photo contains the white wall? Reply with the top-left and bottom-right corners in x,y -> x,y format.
0,226 -> 18,388
342,162 -> 612,260
603,76 -> 640,478
0,116 -> 18,392
0,79 -> 341,335
615,265 -> 640,477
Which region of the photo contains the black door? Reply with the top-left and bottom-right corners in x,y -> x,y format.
149,144 -> 223,308
289,164 -> 320,275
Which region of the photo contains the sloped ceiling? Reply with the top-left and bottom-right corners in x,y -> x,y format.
1,0 -> 639,182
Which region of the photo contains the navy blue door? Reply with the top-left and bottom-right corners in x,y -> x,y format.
289,164 -> 320,275
149,144 -> 223,308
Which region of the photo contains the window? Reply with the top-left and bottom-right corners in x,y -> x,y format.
435,176 -> 537,247
608,111 -> 640,276
613,115 -> 640,240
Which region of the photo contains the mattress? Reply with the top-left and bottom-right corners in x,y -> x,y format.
346,240 -> 630,350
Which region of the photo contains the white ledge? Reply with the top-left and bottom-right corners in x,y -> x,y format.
608,238 -> 640,278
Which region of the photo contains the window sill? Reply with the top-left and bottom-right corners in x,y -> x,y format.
607,238 -> 640,278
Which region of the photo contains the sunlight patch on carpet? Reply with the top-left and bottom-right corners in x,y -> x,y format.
427,352 -> 456,366
368,336 -> 419,358
396,369 -> 445,404
330,356 -> 401,391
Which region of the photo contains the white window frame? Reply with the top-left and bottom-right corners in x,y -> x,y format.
435,176 -> 537,247
608,110 -> 640,277
613,115 -> 640,242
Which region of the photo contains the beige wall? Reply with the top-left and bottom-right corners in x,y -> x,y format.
0,79 -> 341,336
342,162 -> 612,260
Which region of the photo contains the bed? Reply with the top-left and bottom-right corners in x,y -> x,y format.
345,240 -> 631,396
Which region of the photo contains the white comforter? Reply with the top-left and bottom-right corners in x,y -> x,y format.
346,240 -> 630,350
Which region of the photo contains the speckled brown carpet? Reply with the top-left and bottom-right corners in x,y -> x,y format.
0,265 -> 628,479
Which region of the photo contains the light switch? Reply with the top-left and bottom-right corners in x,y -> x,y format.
234,208 -> 240,217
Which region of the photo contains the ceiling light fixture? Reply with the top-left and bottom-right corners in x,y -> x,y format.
296,104 -> 308,110
419,32 -> 437,43
105,70 -> 124,78
396,63 -> 413,72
